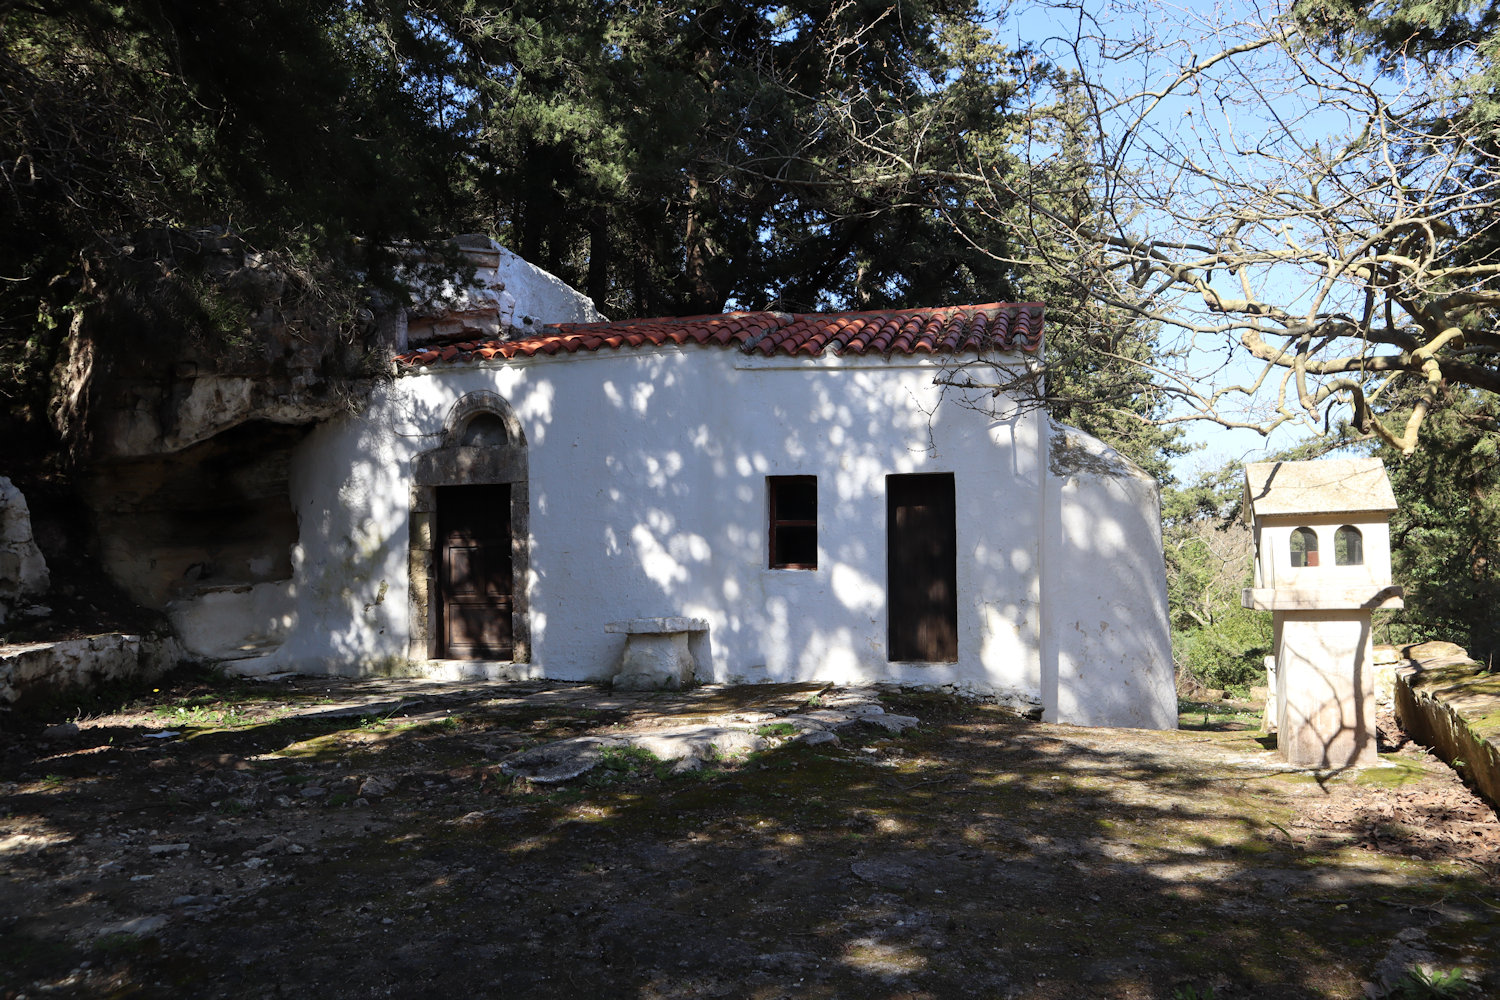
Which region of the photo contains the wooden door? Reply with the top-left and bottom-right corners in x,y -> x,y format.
437,484 -> 513,659
887,474 -> 958,662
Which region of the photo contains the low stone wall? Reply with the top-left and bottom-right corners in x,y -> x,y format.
1395,649 -> 1500,813
0,633 -> 181,707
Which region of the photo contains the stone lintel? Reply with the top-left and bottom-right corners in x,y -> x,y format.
1242,586 -> 1404,612
605,617 -> 710,635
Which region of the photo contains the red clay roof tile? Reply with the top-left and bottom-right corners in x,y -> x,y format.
393,303 -> 1042,370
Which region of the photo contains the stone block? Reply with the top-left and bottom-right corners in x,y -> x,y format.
0,477 -> 49,605
606,618 -> 709,691
613,632 -> 696,691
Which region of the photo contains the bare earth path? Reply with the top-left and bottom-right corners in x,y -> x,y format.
1,674 -> 1496,999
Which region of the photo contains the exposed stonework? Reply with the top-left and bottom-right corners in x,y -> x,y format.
404,235 -> 605,346
1394,647 -> 1500,814
0,632 -> 180,706
1047,424 -> 1153,481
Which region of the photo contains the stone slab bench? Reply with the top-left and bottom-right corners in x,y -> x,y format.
604,617 -> 709,691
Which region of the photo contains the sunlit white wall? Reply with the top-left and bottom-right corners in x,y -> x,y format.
263,342 -> 1175,726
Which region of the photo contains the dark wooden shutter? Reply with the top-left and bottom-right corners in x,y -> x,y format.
769,476 -> 818,569
887,474 -> 958,662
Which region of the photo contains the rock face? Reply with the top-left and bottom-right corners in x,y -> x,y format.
47,233 -> 600,666
0,478 -> 50,623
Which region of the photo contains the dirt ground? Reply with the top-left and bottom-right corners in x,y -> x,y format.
1,672 -> 1497,1000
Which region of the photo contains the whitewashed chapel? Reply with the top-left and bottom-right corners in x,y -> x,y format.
209,240 -> 1176,728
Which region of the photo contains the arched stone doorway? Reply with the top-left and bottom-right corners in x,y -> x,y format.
408,391 -> 530,662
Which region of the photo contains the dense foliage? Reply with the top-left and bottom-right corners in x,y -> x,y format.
467,0 -> 1026,316
2,0 -> 1182,478
1162,465 -> 1270,691
0,0 -> 470,453
1377,394 -> 1500,663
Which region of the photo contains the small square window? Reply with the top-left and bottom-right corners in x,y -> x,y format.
769,476 -> 817,569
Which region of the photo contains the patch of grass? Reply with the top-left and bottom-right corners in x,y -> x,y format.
150,701 -> 276,730
1172,986 -> 1216,1000
1178,699 -> 1263,732
583,746 -> 670,787
94,932 -> 155,958
753,722 -> 799,738
1358,757 -> 1430,786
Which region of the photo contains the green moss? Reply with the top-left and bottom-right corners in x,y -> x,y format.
1356,757 -> 1430,786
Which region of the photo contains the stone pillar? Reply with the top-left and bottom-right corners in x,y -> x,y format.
1275,611 -> 1378,768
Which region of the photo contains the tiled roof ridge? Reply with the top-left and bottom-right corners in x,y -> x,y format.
393,301 -> 1042,369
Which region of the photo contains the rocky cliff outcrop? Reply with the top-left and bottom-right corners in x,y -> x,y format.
47,233 -> 600,665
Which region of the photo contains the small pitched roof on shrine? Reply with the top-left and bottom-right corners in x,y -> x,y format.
1243,458 -> 1397,518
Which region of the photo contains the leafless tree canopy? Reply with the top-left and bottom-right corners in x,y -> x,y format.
1013,0 -> 1500,452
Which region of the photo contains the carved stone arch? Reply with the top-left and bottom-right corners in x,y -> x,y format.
441,390 -> 526,450
408,391 -> 530,664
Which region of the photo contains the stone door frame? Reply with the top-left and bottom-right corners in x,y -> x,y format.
408,391 -> 530,663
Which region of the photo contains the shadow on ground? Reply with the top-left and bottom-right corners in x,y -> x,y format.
1,672 -> 1496,999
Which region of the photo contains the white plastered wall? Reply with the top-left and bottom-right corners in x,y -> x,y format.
1039,426 -> 1177,729
251,343 -> 1175,726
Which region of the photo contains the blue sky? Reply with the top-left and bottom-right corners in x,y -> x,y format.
994,0 -> 1378,478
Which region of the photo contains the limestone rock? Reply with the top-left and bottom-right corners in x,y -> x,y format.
357,776 -> 399,799
1,634 -> 168,707
631,726 -> 766,764
0,478 -> 49,620
501,736 -> 622,784
98,914 -> 168,938
1399,640 -> 1472,664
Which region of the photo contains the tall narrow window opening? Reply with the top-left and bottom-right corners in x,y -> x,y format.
769,476 -> 817,569
1290,526 -> 1319,568
1335,525 -> 1364,566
